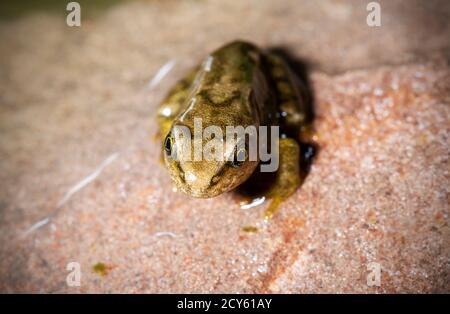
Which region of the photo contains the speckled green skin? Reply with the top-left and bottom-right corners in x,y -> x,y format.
157,41 -> 307,198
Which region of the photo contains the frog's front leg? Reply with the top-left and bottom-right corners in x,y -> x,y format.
264,137 -> 301,219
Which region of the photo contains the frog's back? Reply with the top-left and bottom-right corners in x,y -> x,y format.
158,40 -> 309,139
174,40 -> 277,131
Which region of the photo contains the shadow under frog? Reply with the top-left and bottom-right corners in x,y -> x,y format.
234,47 -> 318,215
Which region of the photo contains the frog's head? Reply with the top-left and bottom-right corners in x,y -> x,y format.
163,124 -> 258,198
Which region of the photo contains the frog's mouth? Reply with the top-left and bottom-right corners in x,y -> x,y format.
176,182 -> 224,198
164,154 -> 226,198
165,162 -> 221,198
164,151 -> 257,198
173,168 -> 238,198
177,175 -> 230,198
186,188 -> 219,198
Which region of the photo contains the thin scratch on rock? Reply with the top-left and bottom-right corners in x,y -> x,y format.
148,60 -> 176,89
21,152 -> 120,238
57,152 -> 119,208
22,217 -> 50,238
153,231 -> 177,238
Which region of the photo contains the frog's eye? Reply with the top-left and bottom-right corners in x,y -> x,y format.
164,134 -> 174,157
228,147 -> 247,168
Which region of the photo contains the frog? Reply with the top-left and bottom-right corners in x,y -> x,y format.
157,40 -> 312,217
